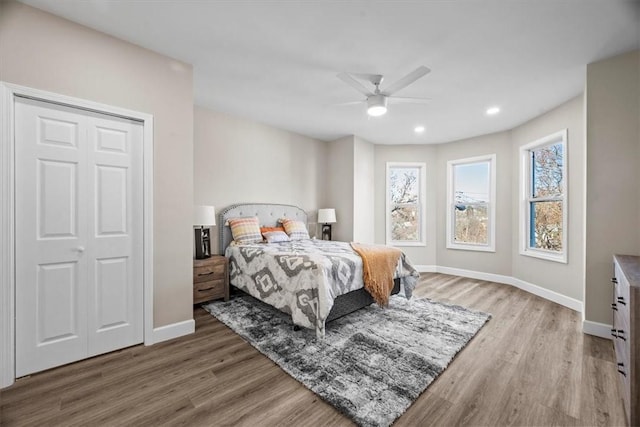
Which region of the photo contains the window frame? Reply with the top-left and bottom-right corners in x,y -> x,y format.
519,129 -> 568,263
385,162 -> 427,247
446,154 -> 496,252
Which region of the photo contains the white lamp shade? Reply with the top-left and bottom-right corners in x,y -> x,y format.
194,205 -> 216,226
317,208 -> 336,224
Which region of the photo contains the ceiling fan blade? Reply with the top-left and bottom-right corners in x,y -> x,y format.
333,100 -> 365,106
351,73 -> 384,86
337,72 -> 374,96
389,96 -> 431,104
383,66 -> 431,96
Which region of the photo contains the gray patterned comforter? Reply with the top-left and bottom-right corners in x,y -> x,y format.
225,239 -> 419,338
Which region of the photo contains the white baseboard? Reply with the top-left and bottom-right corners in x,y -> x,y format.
414,265 -> 436,273
582,320 -> 613,339
510,277 -> 583,312
435,266 -> 512,286
421,265 -> 583,314
150,319 -> 195,345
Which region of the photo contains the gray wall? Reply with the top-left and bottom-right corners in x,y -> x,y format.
374,144 -> 438,266
510,95 -> 585,301
585,50 -> 640,324
0,1 -> 194,328
371,95 -> 585,306
435,131 -> 512,276
353,136 -> 375,244
194,106 -> 328,254
326,136 -> 355,242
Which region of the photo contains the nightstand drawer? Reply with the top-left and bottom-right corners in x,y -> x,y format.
193,279 -> 225,303
194,263 -> 225,283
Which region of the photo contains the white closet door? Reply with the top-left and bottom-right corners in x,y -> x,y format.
15,97 -> 143,377
86,112 -> 143,356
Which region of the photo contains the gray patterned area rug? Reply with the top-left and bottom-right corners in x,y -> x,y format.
203,294 -> 490,427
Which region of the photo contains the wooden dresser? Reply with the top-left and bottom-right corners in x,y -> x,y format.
612,254 -> 640,426
193,256 -> 229,304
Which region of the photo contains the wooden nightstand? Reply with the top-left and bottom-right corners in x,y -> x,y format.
193,256 -> 229,304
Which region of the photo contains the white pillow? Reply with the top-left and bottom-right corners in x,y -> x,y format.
263,230 -> 290,243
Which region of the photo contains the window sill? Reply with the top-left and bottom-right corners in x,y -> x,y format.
387,241 -> 426,247
520,248 -> 567,264
447,243 -> 495,253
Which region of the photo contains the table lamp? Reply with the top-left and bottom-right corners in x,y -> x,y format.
317,208 -> 336,241
194,205 -> 215,259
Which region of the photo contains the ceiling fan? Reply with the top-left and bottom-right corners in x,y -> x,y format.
337,65 -> 431,117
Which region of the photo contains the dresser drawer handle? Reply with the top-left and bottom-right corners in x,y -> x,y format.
611,329 -> 618,338
198,287 -> 215,292
611,303 -> 618,311
198,272 -> 214,276
617,297 -> 626,305
618,369 -> 627,377
612,277 -> 618,284
617,330 -> 626,341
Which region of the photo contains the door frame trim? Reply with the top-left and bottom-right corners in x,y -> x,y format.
0,82 -> 155,388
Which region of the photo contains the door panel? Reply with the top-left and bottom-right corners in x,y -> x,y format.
95,257 -> 129,330
37,159 -> 78,239
36,261 -> 79,344
87,113 -> 143,357
38,116 -> 78,148
96,165 -> 128,236
16,98 -> 88,377
15,97 -> 143,376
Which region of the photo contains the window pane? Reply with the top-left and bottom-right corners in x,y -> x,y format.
454,161 -> 490,203
532,142 -> 563,197
389,167 -> 419,204
391,205 -> 419,241
530,201 -> 563,251
454,203 -> 488,244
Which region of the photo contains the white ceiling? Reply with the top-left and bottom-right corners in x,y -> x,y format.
18,0 -> 640,145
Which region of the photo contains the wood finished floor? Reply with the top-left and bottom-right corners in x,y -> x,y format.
0,273 -> 627,426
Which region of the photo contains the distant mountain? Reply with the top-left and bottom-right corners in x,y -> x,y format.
454,191 -> 486,211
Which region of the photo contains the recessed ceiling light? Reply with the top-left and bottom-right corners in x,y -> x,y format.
486,106 -> 500,115
414,126 -> 425,133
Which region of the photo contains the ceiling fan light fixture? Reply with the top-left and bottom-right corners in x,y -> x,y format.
367,94 -> 388,117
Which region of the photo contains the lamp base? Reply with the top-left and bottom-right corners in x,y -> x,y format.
194,227 -> 211,259
321,224 -> 332,241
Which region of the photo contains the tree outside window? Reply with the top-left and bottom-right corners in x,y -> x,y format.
520,130 -> 567,263
386,162 -> 426,246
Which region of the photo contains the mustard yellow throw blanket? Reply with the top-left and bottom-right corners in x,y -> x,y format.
351,242 -> 402,307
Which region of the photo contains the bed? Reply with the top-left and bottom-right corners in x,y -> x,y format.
219,203 -> 419,337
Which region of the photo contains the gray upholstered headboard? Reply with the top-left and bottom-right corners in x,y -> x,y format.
218,203 -> 308,255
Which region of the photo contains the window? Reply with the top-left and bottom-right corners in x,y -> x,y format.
520,130 -> 567,263
446,155 -> 496,251
386,162 -> 426,246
